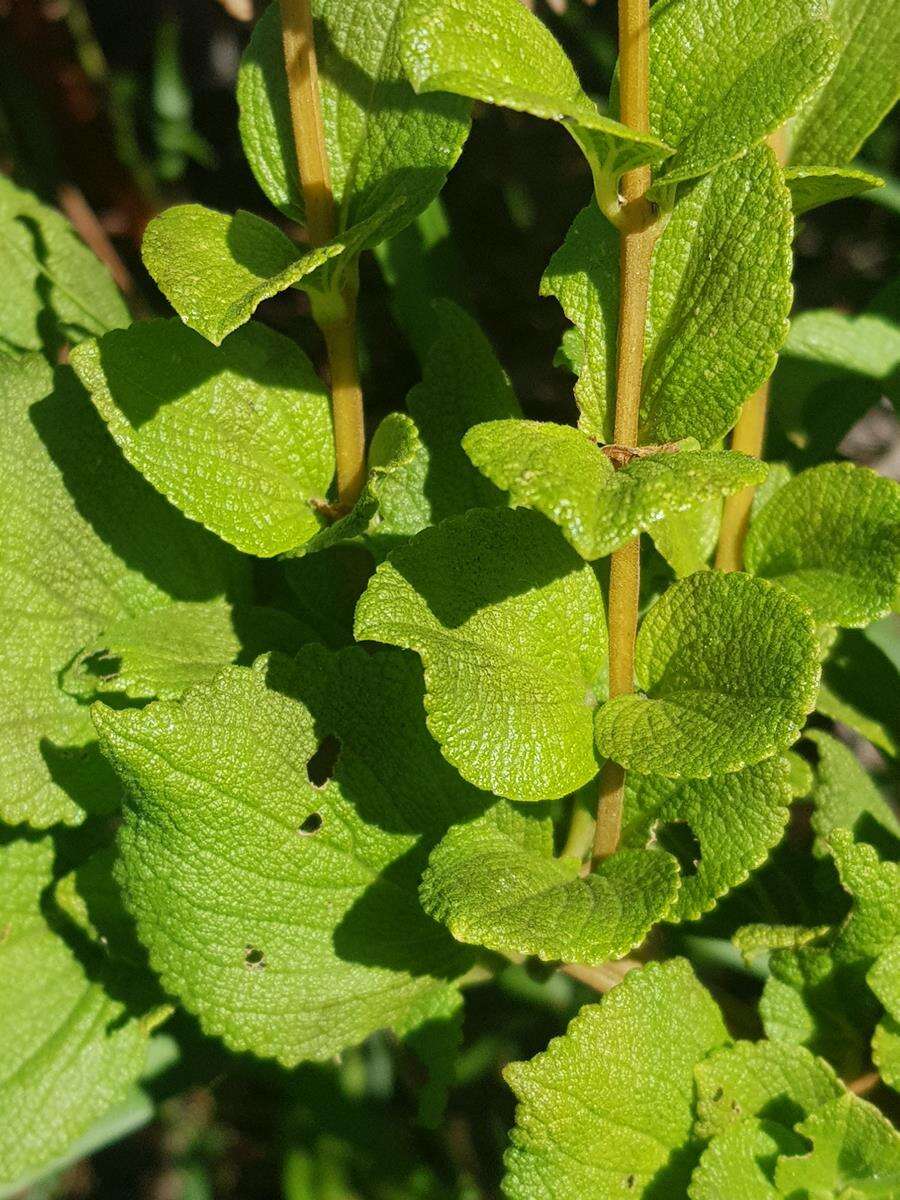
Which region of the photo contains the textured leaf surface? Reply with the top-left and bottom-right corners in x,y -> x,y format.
98,646 -> 487,1065
464,420 -> 765,560
62,601 -> 309,701
406,300 -> 521,523
0,356 -> 246,828
774,1094 -> 900,1197
807,731 -> 900,848
643,147 -> 793,444
141,205 -> 342,345
620,759 -> 792,922
503,960 -> 729,1200
790,0 -> 900,166
237,1 -> 470,242
744,463 -> 900,627
355,507 -> 606,801
870,938 -> 900,1091
283,544 -> 374,649
694,1041 -> 842,1140
544,149 -> 793,445
647,0 -> 837,184
400,0 -> 670,207
689,1118 -> 803,1200
0,175 -> 128,356
785,165 -> 884,216
649,497 -> 722,579
420,802 -> 678,964
0,837 -> 154,1184
733,923 -> 831,962
70,319 -> 334,557
828,829 -> 900,970
817,629 -> 899,757
595,573 -> 819,778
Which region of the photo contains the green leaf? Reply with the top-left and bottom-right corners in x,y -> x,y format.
744,463 -> 900,627
283,544 -> 375,648
649,497 -> 723,579
0,836 -> 160,1184
61,600 -> 309,702
816,630 -> 899,758
354,507 -> 606,801
771,304 -> 900,465
828,829 -> 900,971
790,0 -> 900,166
541,203 -> 618,440
0,175 -> 129,356
399,0 -> 670,218
237,1 -> 470,244
870,938 -> 900,1091
544,149 -> 793,445
646,0 -> 837,185
0,355 -> 247,828
643,146 -> 793,444
689,1118 -> 805,1200
503,959 -> 729,1200
807,731 -> 900,850
620,758 -> 792,923
297,412 -> 430,559
70,318 -> 335,557
694,1041 -> 842,1140
406,300 -> 522,523
420,801 -> 679,964
463,420 -> 766,560
785,165 -> 884,216
141,204 -> 341,345
595,573 -> 819,779
733,923 -> 831,963
774,1094 -> 900,1197
97,646 -> 486,1065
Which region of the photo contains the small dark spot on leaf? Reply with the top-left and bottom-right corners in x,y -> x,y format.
625,1174 -> 635,1189
730,1100 -> 741,1115
306,734 -> 341,788
712,1086 -> 724,1102
299,812 -> 323,836
244,945 -> 266,970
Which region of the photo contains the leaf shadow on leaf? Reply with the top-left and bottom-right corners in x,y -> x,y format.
20,215 -> 68,356
38,737 -> 120,819
29,365 -> 245,603
642,1136 -> 706,1200
387,509 -> 586,629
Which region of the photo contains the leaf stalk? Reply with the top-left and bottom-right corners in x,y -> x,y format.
592,0 -> 659,868
280,0 -> 366,509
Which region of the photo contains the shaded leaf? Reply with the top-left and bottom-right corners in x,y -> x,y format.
785,164 -> 883,216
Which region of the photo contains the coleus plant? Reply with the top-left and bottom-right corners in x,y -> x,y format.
1,0 -> 899,1195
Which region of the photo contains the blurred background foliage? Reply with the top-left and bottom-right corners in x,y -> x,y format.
0,1 -> 896,1196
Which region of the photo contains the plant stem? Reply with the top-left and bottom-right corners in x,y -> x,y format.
280,0 -> 366,509
714,127 -> 788,572
592,0 -> 658,868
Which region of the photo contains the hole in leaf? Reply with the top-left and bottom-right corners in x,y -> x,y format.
299,812 -> 323,836
625,1175 -> 635,1189
244,945 -> 266,970
655,820 -> 701,877
306,734 -> 341,788
712,1087 -> 724,1103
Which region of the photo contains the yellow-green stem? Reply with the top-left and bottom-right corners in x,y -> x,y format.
592,0 -> 659,867
280,0 -> 366,509
715,127 -> 788,572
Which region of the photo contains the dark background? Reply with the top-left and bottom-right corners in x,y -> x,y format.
1,2 -> 897,1197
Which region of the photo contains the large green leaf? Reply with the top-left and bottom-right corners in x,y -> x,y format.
399,0 -> 670,218
0,837 -> 160,1184
420,801 -> 679,964
817,630 -> 899,758
463,420 -> 765,560
790,0 -> 900,166
543,148 -> 793,445
237,1 -> 470,243
744,463 -> 900,627
694,1040 -> 842,1140
0,355 -> 247,828
806,731 -> 900,849
774,1094 -> 900,1197
595,573 -> 819,778
688,1118 -> 804,1200
620,759 -> 792,922
97,646 -> 487,1065
61,600 -> 310,702
70,319 -> 335,557
647,0 -> 837,185
0,175 -> 128,356
503,960 -> 729,1200
355,507 -> 606,801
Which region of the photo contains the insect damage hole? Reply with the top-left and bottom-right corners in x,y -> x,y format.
306,733 -> 341,788
299,812 -> 323,836
653,819 -> 701,877
243,945 -> 266,970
